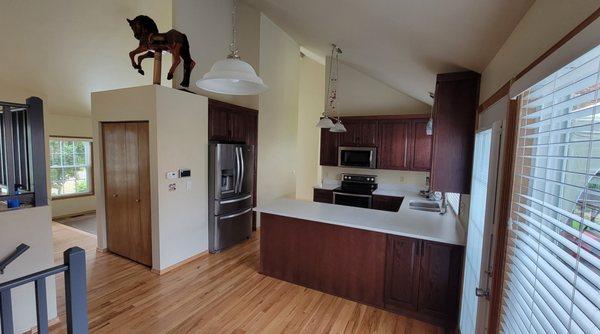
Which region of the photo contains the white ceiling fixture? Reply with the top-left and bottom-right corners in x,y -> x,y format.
196,0 -> 268,95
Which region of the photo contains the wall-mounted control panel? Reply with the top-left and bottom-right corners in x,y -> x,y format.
179,169 -> 191,178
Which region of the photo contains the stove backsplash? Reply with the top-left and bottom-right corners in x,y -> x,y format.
321,166 -> 428,189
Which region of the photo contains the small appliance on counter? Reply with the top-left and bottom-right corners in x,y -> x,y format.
332,174 -> 378,208
208,143 -> 255,253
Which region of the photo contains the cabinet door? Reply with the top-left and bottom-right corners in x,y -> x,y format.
208,106 -> 230,141
378,120 -> 411,170
418,241 -> 464,323
411,119 -> 432,171
385,235 -> 421,311
229,111 -> 248,143
358,121 -> 378,146
319,128 -> 339,166
313,189 -> 333,203
339,121 -> 360,146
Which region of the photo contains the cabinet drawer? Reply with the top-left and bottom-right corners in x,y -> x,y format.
313,189 -> 333,203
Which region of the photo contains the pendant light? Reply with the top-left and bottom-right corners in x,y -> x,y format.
316,44 -> 345,132
426,92 -> 434,136
196,0 -> 268,95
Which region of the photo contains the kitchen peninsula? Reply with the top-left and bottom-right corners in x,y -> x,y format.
256,188 -> 466,329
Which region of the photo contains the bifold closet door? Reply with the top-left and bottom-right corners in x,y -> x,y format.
102,122 -> 152,266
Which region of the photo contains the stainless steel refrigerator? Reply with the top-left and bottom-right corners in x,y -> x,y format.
208,143 -> 255,253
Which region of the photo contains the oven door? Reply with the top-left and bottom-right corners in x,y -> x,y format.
338,147 -> 376,168
333,192 -> 372,208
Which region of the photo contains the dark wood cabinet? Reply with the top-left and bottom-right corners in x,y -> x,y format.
411,119 -> 432,171
319,128 -> 339,166
318,116 -> 431,171
377,120 -> 411,170
384,235 -> 464,328
313,188 -> 333,204
417,241 -> 464,323
208,106 -> 229,141
372,195 -> 403,212
430,71 -> 480,194
385,236 -> 421,311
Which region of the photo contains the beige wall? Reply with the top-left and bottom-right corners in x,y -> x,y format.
0,206 -> 57,333
295,55 -> 326,200
257,14 -> 300,209
173,0 -> 261,110
479,0 -> 600,102
45,114 -> 96,218
322,167 -> 429,189
326,58 -> 431,116
91,85 -> 209,271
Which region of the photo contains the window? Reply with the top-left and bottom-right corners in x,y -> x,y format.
49,137 -> 93,198
446,192 -> 461,215
500,45 -> 600,333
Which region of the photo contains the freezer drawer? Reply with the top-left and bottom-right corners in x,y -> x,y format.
209,208 -> 253,253
214,194 -> 253,216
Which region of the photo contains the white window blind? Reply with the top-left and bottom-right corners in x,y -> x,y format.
447,192 -> 461,215
500,45 -> 600,333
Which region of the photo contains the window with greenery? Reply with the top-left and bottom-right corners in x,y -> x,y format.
49,138 -> 93,198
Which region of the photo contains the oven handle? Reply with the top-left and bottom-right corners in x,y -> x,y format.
333,192 -> 373,198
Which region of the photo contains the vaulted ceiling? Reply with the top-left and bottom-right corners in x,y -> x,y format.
244,0 -> 534,105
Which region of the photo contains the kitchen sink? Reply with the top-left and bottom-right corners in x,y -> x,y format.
408,200 -> 442,212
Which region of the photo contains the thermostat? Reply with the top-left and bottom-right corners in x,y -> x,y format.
179,169 -> 191,178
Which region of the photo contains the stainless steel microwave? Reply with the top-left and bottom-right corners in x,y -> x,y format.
338,146 -> 377,169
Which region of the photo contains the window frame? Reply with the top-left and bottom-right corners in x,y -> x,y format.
49,135 -> 94,200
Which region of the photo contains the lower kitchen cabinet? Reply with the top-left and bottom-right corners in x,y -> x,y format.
372,195 -> 403,212
313,188 -> 333,203
384,235 -> 464,327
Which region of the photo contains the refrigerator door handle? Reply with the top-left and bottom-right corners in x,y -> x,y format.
219,194 -> 252,204
235,147 -> 241,193
220,207 -> 252,220
240,147 -> 245,193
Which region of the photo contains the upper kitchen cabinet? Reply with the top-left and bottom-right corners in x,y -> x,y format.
320,128 -> 339,166
411,119 -> 432,171
208,99 -> 258,144
430,71 -> 480,194
339,120 -> 378,147
378,120 -> 411,170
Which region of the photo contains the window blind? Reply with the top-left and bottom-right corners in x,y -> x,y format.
447,192 -> 460,215
500,45 -> 600,333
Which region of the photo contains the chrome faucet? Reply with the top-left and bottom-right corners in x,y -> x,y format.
439,192 -> 448,215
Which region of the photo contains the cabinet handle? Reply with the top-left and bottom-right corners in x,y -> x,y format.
112,194 -> 118,198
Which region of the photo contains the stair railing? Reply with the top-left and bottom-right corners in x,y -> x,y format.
0,247 -> 87,334
0,243 -> 30,275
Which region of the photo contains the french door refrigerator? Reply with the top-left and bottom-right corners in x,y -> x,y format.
208,143 -> 254,253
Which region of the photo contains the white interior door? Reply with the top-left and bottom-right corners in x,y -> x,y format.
459,121 -> 503,334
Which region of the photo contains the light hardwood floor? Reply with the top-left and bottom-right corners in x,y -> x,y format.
49,222 -> 444,334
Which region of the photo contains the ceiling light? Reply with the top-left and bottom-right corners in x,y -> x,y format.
196,0 -> 268,95
330,119 -> 347,132
316,116 -> 335,128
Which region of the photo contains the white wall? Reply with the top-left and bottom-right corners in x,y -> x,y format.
173,0 -> 261,110
326,58 -> 431,116
295,55 -> 326,200
91,85 -> 208,271
0,206 -> 57,333
257,14 -> 300,208
479,0 -> 600,103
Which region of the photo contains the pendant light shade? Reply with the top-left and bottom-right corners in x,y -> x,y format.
330,119 -> 347,132
196,58 -> 268,95
196,0 -> 267,96
316,116 -> 335,128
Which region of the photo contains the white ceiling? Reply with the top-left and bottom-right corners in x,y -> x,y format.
244,0 -> 534,105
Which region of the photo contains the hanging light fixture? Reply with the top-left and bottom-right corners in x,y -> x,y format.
196,0 -> 268,95
426,92 -> 434,136
317,44 -> 345,131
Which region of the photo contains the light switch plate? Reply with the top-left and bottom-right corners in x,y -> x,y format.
166,171 -> 178,179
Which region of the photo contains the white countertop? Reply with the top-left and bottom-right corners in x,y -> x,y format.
256,186 -> 466,246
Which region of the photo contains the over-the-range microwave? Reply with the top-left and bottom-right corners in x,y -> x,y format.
338,146 -> 376,169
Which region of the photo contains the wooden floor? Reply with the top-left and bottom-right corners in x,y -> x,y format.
49,223 -> 444,334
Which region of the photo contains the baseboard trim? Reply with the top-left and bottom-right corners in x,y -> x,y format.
96,247 -> 108,253
151,251 -> 209,275
52,210 -> 96,221
27,316 -> 60,333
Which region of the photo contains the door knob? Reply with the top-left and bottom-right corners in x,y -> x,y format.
135,199 -> 140,203
112,194 -> 118,198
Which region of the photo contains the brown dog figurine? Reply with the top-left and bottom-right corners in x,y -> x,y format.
127,15 -> 196,87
